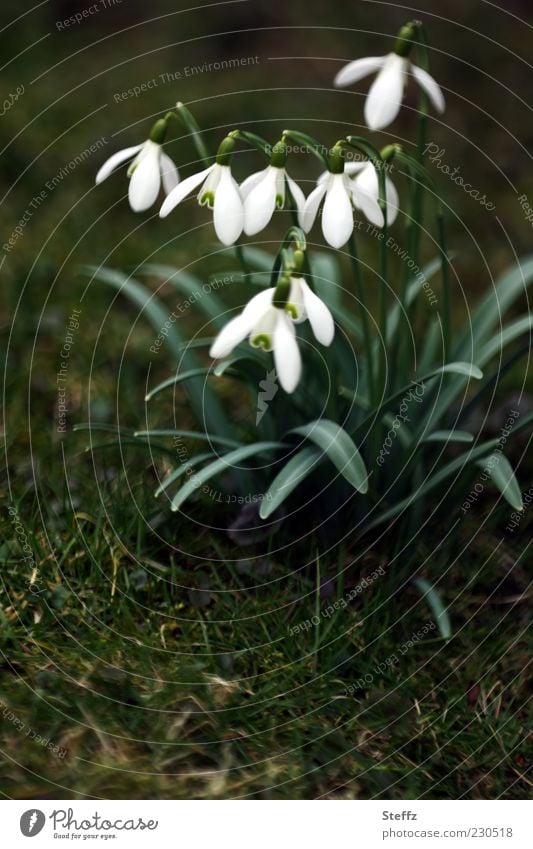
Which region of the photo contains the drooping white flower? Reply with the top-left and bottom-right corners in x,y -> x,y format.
334,52 -> 445,131
159,162 -> 243,245
301,171 -> 355,249
345,161 -> 399,226
240,165 -> 306,235
96,140 -> 179,212
209,278 -> 334,393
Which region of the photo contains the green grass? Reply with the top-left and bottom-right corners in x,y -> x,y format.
1,412 -> 530,798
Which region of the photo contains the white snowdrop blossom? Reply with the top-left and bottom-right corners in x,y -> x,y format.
96,139 -> 179,212
159,162 -> 243,246
209,278 -> 334,393
301,171 -> 355,249
334,52 -> 445,131
240,165 -> 306,235
345,161 -> 399,227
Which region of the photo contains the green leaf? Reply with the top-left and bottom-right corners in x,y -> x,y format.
290,419 -> 368,493
260,447 -> 322,519
387,256 -> 443,340
343,362 -> 483,439
145,368 -> 213,401
170,442 -> 285,512
310,252 -> 343,311
423,430 -> 474,444
455,254 -> 533,359
476,315 -> 533,368
140,263 -> 228,326
155,451 -> 213,497
83,265 -> 232,438
363,436 -> 502,533
133,429 -> 241,448
413,577 -> 452,639
475,454 -> 523,511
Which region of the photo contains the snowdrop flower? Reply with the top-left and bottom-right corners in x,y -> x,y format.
240,143 -> 306,235
334,30 -> 445,131
160,135 -> 243,246
96,119 -> 179,212
209,278 -> 334,393
345,160 -> 399,226
301,168 -> 355,249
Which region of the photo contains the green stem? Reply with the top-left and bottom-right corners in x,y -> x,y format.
348,232 -> 374,404
174,102 -> 211,168
437,211 -> 451,360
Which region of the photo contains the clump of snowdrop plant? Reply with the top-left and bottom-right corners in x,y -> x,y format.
87,20 -> 531,568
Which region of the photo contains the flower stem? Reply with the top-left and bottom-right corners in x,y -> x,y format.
348,232 -> 374,404
174,102 -> 211,168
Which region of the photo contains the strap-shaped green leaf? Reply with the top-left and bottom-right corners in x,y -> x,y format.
290,419 -> 368,493
170,442 -> 285,512
475,454 -> 523,511
413,577 -> 452,639
260,447 -> 322,519
455,254 -> 533,359
423,430 -> 474,444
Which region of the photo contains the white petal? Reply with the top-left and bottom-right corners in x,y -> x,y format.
301,181 -> 328,233
199,164 -> 222,206
160,152 -> 179,194
213,166 -> 244,245
273,314 -> 301,394
322,174 -> 353,248
240,287 -> 276,322
95,144 -> 143,184
286,277 -> 306,323
243,166 -> 278,235
209,313 -> 256,358
210,290 -> 273,358
411,64 -> 446,114
365,53 -> 406,131
128,143 -> 161,212
239,167 -> 269,200
159,165 -> 213,217
384,175 -> 400,224
286,175 -> 306,221
334,55 -> 386,88
351,163 -> 384,228
344,161 -> 367,177
300,280 -> 335,346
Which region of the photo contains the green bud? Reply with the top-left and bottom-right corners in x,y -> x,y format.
216,135 -> 237,166
394,23 -> 416,58
328,142 -> 345,175
149,118 -> 168,144
271,139 -> 287,168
